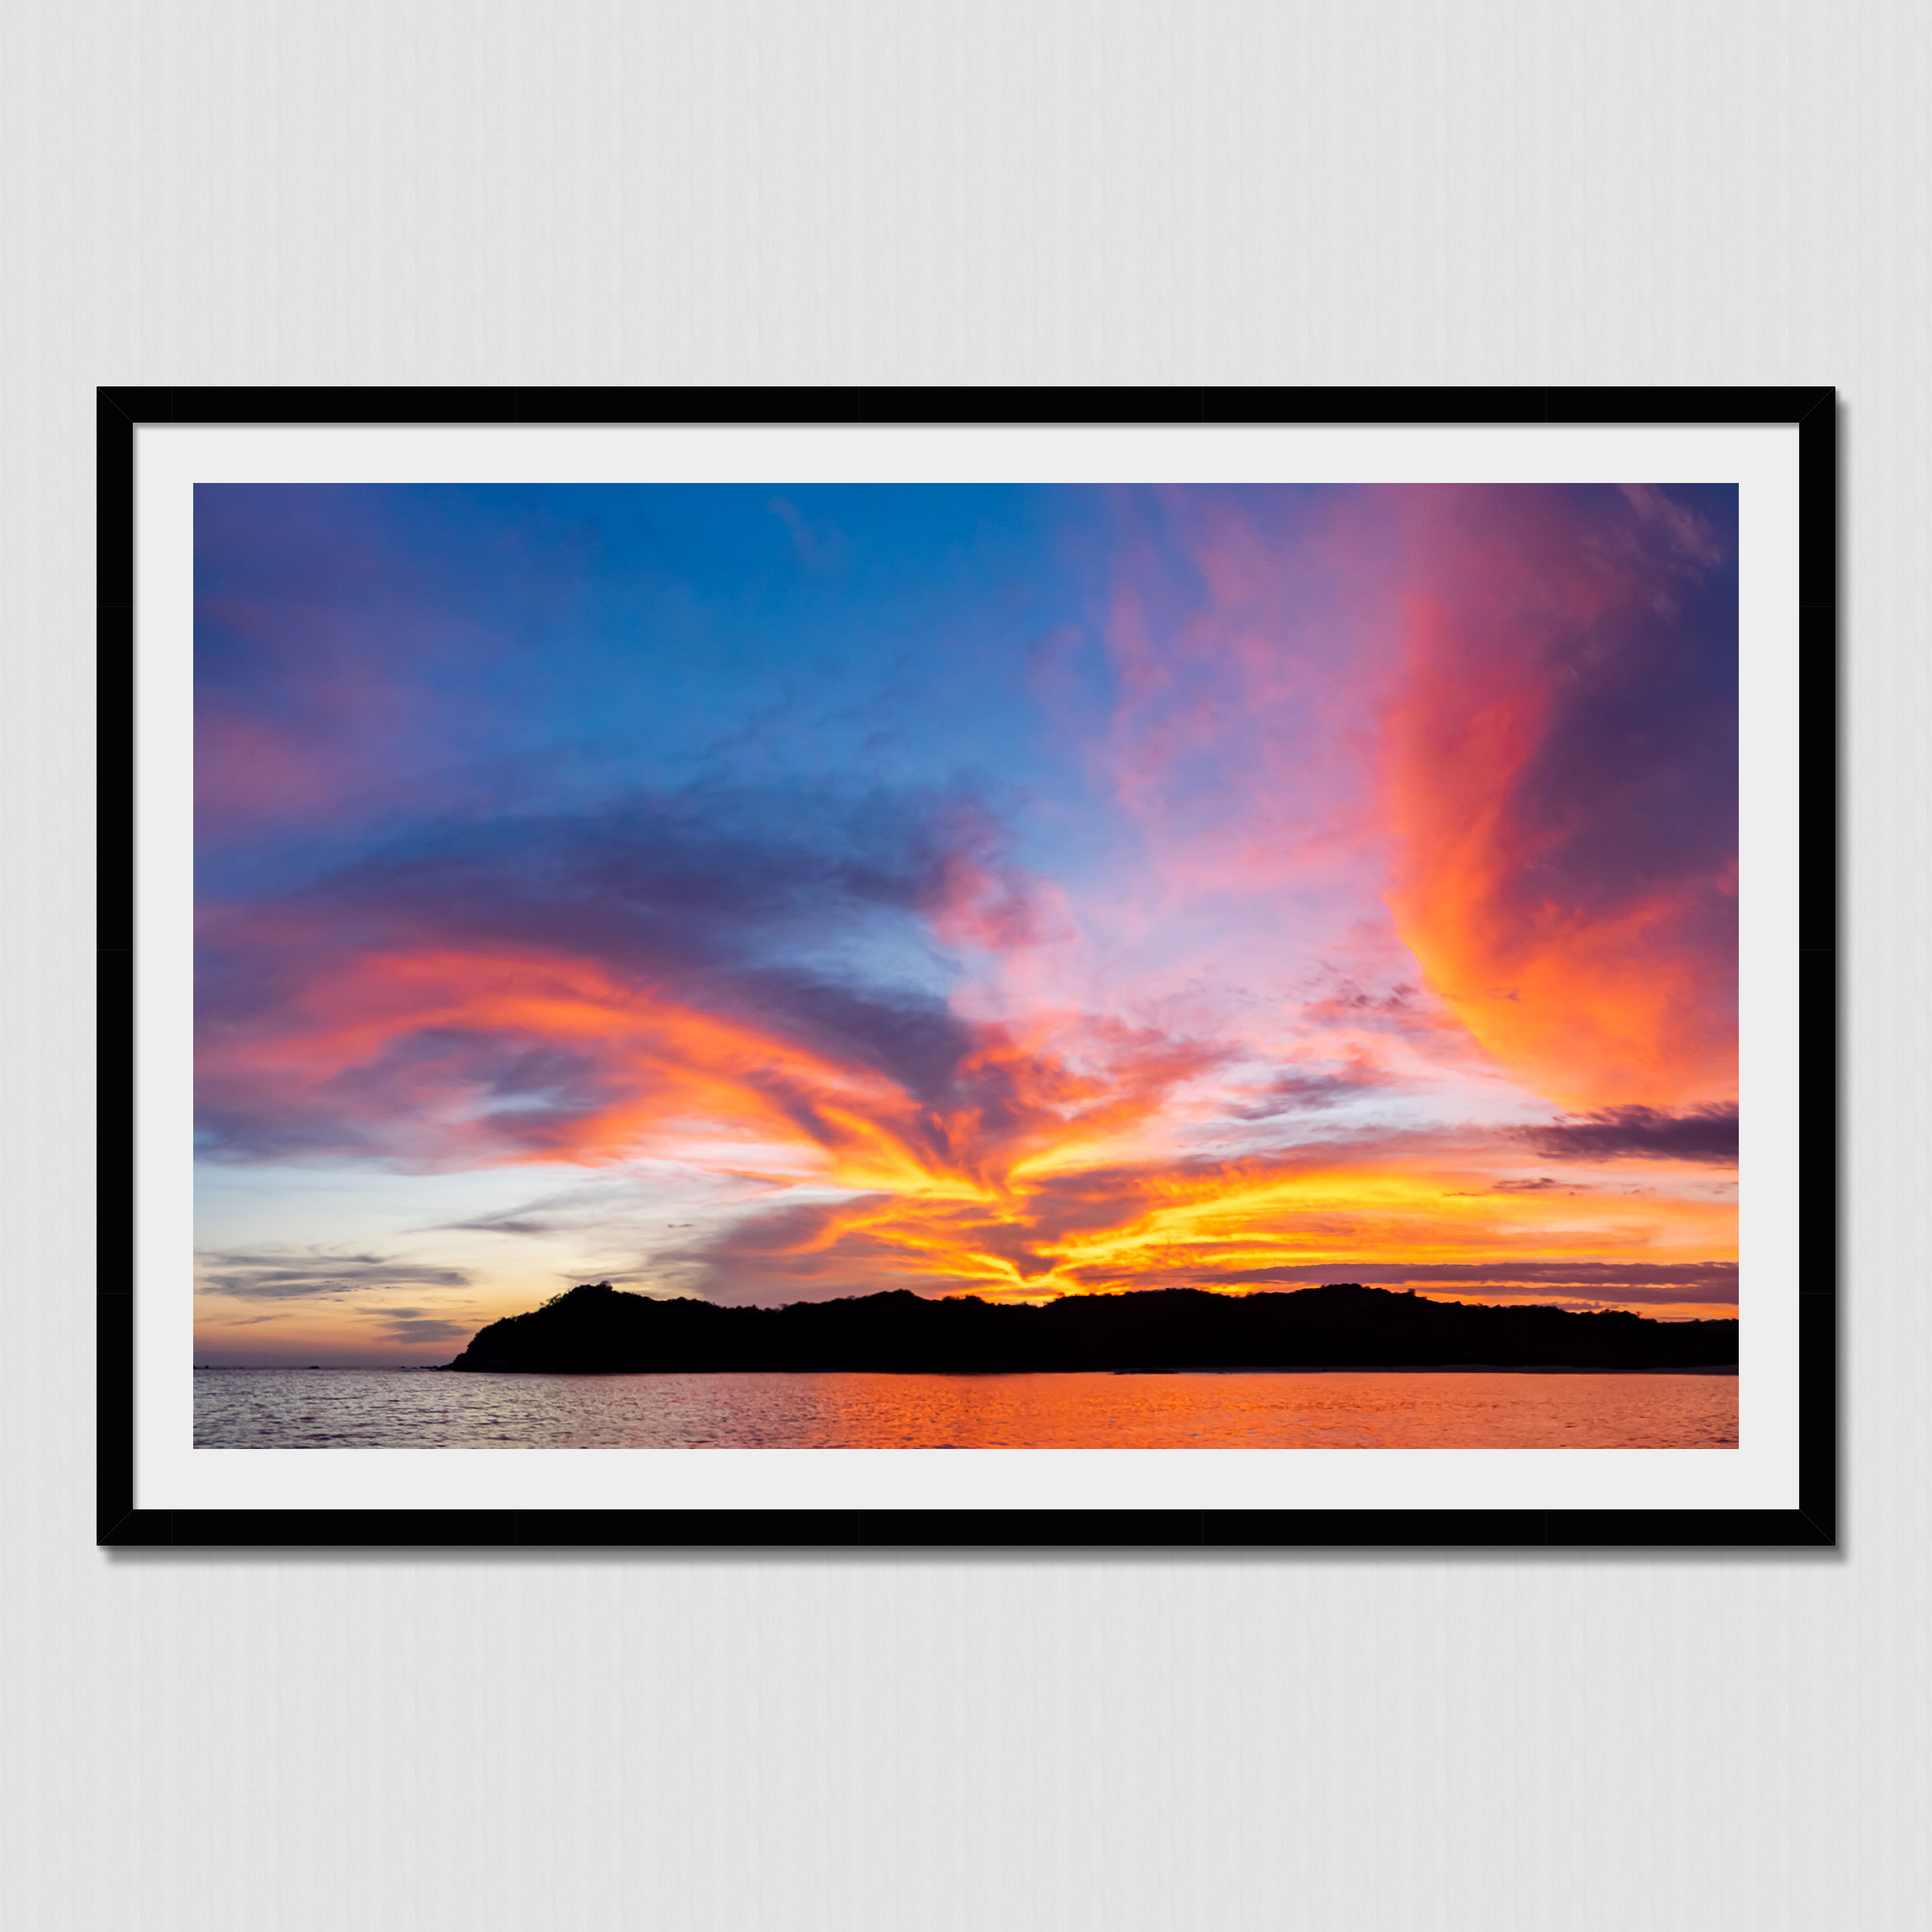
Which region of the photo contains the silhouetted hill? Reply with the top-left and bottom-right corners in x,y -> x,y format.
445,1282 -> 1737,1373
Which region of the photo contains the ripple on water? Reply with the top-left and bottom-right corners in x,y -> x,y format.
193,1367 -> 1739,1450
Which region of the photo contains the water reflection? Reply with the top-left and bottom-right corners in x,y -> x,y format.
195,1368 -> 1738,1450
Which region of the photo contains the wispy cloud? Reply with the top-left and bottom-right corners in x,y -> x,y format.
197,1250 -> 472,1300
364,1310 -> 474,1344
1513,1104 -> 1738,1164
1381,485 -> 1737,1111
435,1217 -> 560,1237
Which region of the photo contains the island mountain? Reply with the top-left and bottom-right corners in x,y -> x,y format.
445,1282 -> 1737,1375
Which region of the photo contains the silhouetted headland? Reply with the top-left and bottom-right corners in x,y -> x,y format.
445,1282 -> 1737,1374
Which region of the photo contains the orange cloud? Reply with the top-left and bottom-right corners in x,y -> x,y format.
198,936 -> 1221,1196
198,923 -> 1733,1312
1379,488 -> 1737,1110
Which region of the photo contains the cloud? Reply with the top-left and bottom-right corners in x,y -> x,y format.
1228,1049 -> 1398,1122
1513,1104 -> 1739,1164
767,495 -> 847,572
195,783 -> 1061,1169
1211,1259 -> 1737,1307
1443,1175 -> 1603,1196
1380,485 -> 1737,1110
193,770 -> 1248,1223
1093,486 -> 1399,911
645,1129 -> 1738,1307
436,1217 -> 560,1236
1296,982 -> 1438,1038
366,1313 -> 474,1344
1214,1258 -> 1737,1288
197,1250 -> 472,1299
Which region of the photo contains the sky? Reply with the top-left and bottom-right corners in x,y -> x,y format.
193,481 -> 1739,1364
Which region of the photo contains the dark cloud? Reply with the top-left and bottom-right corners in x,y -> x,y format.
207,1248 -> 390,1267
1486,488 -> 1737,933
368,1313 -> 474,1344
1218,1258 -> 1733,1287
437,1217 -> 559,1236
1231,1054 -> 1394,1121
1442,1176 -> 1603,1197
317,786 -> 1018,979
1514,1104 -> 1738,1164
197,1251 -> 472,1299
1297,981 -> 1437,1038
424,1177 -> 676,1241
1212,1259 -> 1737,1306
196,784 -> 1039,1165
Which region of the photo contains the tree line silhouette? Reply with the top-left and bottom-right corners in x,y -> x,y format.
445,1281 -> 1738,1374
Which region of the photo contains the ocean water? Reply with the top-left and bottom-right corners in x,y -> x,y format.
193,1367 -> 1738,1450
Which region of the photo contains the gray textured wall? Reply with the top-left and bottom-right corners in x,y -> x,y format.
4,3 -> 1923,1926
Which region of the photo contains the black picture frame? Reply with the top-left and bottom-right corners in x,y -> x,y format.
98,384 -> 1837,1549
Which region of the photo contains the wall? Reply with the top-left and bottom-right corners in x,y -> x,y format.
3,4 -> 1924,1927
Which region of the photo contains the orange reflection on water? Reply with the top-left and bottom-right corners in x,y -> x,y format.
193,1366 -> 1741,1450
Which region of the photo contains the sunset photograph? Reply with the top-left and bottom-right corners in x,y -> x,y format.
189,478 -> 1740,1450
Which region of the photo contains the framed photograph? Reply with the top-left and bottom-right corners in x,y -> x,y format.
99,386 -> 1835,1547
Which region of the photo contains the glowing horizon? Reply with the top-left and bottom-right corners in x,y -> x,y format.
193,482 -> 1737,1363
